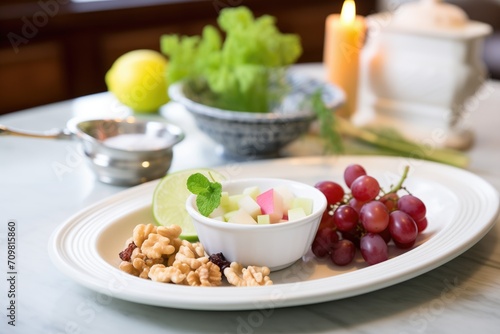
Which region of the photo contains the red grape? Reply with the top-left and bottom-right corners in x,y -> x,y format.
312,228 -> 338,257
344,164 -> 367,188
359,201 -> 389,233
378,226 -> 392,244
416,217 -> 428,233
318,209 -> 335,230
351,175 -> 380,201
380,192 -> 399,212
360,233 -> 388,265
315,181 -> 345,205
331,239 -> 356,266
397,194 -> 426,222
348,197 -> 368,214
310,163 -> 428,267
388,210 -> 418,247
311,241 -> 328,258
341,229 -> 361,248
333,204 -> 359,232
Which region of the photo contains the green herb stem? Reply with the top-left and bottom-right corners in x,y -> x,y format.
335,117 -> 469,168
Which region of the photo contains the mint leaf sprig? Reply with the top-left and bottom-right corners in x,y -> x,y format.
187,173 -> 222,217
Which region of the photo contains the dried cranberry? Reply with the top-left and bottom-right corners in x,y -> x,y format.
119,242 -> 137,261
208,252 -> 231,276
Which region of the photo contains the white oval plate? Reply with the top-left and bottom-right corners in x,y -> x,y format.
48,156 -> 499,310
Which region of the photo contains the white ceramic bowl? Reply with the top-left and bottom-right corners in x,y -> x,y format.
185,178 -> 327,271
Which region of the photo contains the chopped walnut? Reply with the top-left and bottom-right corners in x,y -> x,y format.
170,237 -> 183,253
133,224 -> 157,248
157,225 -> 182,239
148,264 -> 187,284
118,223 -> 274,287
172,261 -> 191,278
166,253 -> 177,267
180,239 -> 205,257
119,261 -> 140,277
130,247 -> 143,261
186,262 -> 222,287
163,238 -> 183,266
243,265 -> 272,286
132,257 -> 151,279
141,234 -> 176,259
174,242 -> 208,270
119,254 -> 163,279
132,249 -> 164,267
224,262 -> 273,287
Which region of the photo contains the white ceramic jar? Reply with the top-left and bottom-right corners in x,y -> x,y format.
357,0 -> 492,149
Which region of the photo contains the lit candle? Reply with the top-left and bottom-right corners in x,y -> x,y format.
324,0 -> 366,118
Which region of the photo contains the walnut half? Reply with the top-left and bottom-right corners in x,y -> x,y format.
186,262 -> 222,287
224,262 -> 273,287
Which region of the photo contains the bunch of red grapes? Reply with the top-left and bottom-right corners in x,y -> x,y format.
312,164 -> 428,266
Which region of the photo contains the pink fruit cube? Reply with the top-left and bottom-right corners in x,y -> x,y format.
256,189 -> 284,223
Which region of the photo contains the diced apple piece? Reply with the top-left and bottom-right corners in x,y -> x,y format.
227,209 -> 258,225
211,216 -> 225,222
238,195 -> 262,218
257,214 -> 271,225
219,191 -> 230,211
274,185 -> 295,211
291,197 -> 313,216
227,194 -> 244,212
288,207 -> 307,221
256,189 -> 284,224
243,186 -> 261,200
209,205 -> 227,219
223,210 -> 239,222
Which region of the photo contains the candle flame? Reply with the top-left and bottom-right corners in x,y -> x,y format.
340,0 -> 356,25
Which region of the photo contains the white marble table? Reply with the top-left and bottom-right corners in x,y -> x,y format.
1,64 -> 499,334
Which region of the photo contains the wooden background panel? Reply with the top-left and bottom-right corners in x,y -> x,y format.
0,41 -> 68,113
0,0 -> 378,114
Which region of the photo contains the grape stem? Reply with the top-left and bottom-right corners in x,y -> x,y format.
388,165 -> 410,194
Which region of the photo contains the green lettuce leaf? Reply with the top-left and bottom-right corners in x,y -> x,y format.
160,6 -> 302,112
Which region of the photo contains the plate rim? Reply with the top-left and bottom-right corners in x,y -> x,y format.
48,155 -> 500,310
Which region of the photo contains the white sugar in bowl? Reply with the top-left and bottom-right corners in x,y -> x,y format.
357,0 -> 492,149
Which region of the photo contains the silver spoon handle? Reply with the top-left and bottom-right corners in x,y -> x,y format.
0,124 -> 73,140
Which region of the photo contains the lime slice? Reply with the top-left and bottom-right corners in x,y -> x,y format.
152,168 -> 226,241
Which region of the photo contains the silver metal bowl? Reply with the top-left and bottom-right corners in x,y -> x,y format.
168,73 -> 344,158
1,117 -> 184,186
67,118 -> 184,186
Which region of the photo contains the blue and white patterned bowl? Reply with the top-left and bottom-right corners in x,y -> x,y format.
168,73 -> 345,158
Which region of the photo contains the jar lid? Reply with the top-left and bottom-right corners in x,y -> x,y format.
370,0 -> 493,38
392,0 -> 468,29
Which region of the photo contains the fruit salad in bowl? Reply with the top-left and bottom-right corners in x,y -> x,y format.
185,176 -> 328,271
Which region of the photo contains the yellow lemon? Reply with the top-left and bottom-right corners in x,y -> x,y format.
105,49 -> 169,113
